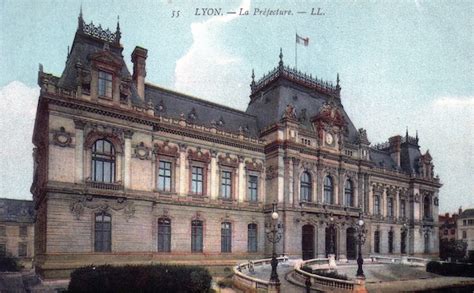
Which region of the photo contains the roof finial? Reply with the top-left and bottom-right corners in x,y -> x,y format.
405,127 -> 409,139
251,69 -> 255,82
416,130 -> 419,143
278,48 -> 283,68
78,4 -> 84,32
116,15 -> 121,44
336,73 -> 340,87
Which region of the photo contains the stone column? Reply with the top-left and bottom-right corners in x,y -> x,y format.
123,130 -> 134,189
339,226 -> 347,261
316,164 -> 323,204
286,157 -> 294,206
74,120 -> 85,183
238,156 -> 245,202
338,168 -> 344,205
210,150 -> 217,200
292,158 -> 300,207
317,224 -> 326,258
178,144 -> 187,196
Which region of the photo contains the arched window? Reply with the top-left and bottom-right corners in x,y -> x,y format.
423,196 -> 431,219
324,176 -> 334,204
95,212 -> 111,252
158,218 -> 171,252
300,172 -> 312,202
221,222 -> 232,253
374,195 -> 381,215
91,139 -> 116,183
344,180 -> 353,207
247,223 -> 257,252
191,220 -> 203,252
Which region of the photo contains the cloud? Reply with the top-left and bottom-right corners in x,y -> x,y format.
174,0 -> 251,110
0,81 -> 39,200
433,96 -> 474,108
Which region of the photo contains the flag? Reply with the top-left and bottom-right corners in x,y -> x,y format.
296,34 -> 309,46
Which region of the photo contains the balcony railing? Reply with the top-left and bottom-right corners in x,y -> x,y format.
85,180 -> 123,191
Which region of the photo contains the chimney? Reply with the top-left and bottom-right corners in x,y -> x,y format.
131,46 -> 148,100
388,135 -> 402,167
459,206 -> 463,216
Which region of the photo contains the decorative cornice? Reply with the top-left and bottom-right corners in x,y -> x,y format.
245,159 -> 263,172
70,196 -> 135,221
218,153 -> 239,168
153,141 -> 179,158
188,147 -> 211,163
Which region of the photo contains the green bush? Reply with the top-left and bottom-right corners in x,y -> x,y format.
426,261 -> 474,277
0,256 -> 21,272
217,277 -> 234,288
68,264 -> 212,293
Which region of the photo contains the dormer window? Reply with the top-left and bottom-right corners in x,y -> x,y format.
98,70 -> 113,98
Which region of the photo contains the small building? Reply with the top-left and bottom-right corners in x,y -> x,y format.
0,198 -> 35,263
439,211 -> 459,241
457,208 -> 474,257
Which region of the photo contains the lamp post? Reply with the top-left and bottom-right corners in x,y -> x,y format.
265,202 -> 283,284
356,212 -> 367,278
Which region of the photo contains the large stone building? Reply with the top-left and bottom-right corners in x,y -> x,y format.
32,13 -> 442,278
439,211 -> 459,242
0,199 -> 35,264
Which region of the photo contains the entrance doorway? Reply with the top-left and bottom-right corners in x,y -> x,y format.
325,226 -> 337,258
346,227 -> 357,260
302,225 -> 315,260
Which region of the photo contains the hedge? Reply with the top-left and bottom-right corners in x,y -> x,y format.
68,264 -> 212,293
426,261 -> 474,277
0,256 -> 21,272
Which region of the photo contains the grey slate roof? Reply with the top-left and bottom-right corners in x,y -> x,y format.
0,199 -> 34,223
460,209 -> 474,219
370,149 -> 398,170
146,85 -> 259,137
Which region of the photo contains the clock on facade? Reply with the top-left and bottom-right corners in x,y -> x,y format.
325,133 -> 334,145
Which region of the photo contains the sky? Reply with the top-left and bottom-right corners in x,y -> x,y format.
0,0 -> 472,214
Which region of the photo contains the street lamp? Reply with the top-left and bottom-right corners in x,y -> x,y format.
356,212 -> 367,278
265,202 -> 283,284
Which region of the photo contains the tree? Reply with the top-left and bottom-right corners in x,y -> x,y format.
439,239 -> 467,261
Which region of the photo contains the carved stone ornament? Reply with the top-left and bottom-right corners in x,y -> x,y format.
187,108 -> 197,122
52,127 -> 72,147
218,153 -> 239,168
70,196 -> 135,221
133,142 -> 150,160
188,147 -> 211,163
153,141 -> 179,158
434,197 -> 439,206
414,193 -> 420,203
265,165 -> 278,180
155,100 -> 166,114
245,159 -> 263,172
282,104 -> 297,120
356,128 -> 370,145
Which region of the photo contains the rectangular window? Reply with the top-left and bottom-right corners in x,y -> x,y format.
158,161 -> 172,192
444,229 -> 448,235
400,200 -> 406,218
18,242 -> 27,257
0,226 -> 5,237
98,70 -> 113,98
220,171 -> 232,199
450,229 -> 455,235
221,222 -> 232,253
191,220 -> 203,252
248,175 -> 258,202
191,166 -> 204,195
463,231 -> 467,239
157,218 -> 171,252
374,231 -> 380,253
374,195 -> 381,215
248,224 -> 257,252
387,198 -> 393,217
19,226 -> 27,238
0,244 -> 5,256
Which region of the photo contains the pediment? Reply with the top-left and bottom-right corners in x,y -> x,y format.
89,50 -> 122,68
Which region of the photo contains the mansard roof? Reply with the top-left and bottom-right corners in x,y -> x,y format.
370,148 -> 398,170
0,198 -> 34,223
145,84 -> 259,137
460,209 -> 474,219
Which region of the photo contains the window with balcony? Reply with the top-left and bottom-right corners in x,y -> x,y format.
423,196 -> 431,219
387,198 -> 394,217
400,200 -> 406,218
374,195 -> 381,215
91,139 -> 116,183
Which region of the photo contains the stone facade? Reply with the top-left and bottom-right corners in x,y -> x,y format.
0,199 -> 35,266
457,208 -> 474,256
32,13 -> 442,279
439,211 -> 459,242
